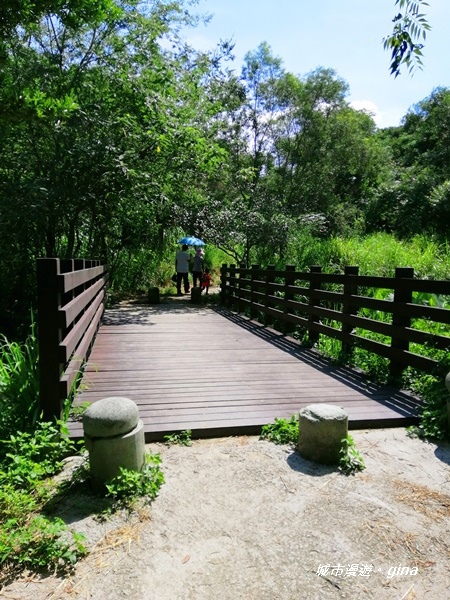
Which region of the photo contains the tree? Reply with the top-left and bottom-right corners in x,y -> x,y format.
197,45 -> 387,264
0,0 -> 121,34
368,88 -> 450,239
194,43 -> 295,265
0,0 -> 232,327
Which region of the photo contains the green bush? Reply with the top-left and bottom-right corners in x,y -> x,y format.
0,321 -> 40,438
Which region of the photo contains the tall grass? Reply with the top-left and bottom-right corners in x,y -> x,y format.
108,231 -> 450,296
285,232 -> 450,278
0,321 -> 40,439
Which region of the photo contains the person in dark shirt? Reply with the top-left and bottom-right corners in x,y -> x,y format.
175,244 -> 190,295
192,248 -> 204,289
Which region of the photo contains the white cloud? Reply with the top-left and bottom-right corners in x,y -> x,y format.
350,99 -> 380,123
349,99 -> 405,129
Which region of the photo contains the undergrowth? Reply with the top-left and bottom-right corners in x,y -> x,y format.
164,429 -> 192,446
339,435 -> 366,475
105,453 -> 165,509
0,420 -> 87,581
260,415 -> 299,445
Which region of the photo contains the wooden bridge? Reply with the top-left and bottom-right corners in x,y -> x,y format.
67,297 -> 421,441
38,258 -> 450,441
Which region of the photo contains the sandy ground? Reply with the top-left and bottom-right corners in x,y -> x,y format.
2,428 -> 450,600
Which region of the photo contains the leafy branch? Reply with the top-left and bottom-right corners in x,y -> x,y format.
383,0 -> 431,77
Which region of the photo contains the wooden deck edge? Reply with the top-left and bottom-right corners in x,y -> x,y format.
68,414 -> 420,444
143,415 -> 420,442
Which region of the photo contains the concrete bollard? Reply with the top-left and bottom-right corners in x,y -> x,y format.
83,397 -> 146,492
148,287 -> 160,304
298,404 -> 348,465
191,287 -> 202,303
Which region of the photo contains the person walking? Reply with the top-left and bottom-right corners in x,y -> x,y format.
175,244 -> 190,295
192,248 -> 204,289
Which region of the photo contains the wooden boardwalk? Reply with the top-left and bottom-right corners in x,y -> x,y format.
68,299 -> 421,441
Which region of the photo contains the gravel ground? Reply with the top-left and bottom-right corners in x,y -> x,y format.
2,428 -> 450,600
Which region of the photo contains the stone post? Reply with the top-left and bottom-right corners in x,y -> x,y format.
148,287 -> 160,303
191,287 -> 202,303
298,404 -> 348,465
83,397 -> 146,492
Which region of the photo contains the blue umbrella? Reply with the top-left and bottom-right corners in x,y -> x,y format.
177,236 -> 205,246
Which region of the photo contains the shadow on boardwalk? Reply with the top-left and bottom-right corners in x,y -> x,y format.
212,306 -> 421,421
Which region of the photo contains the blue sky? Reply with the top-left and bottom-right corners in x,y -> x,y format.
183,0 -> 450,128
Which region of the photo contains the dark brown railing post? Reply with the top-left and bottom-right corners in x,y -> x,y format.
37,258 -> 64,421
342,266 -> 359,356
220,263 -> 228,305
390,267 -> 414,379
250,264 -> 259,320
307,265 -> 322,345
238,263 -> 246,313
229,264 -> 236,309
283,265 -> 296,336
265,264 -> 275,327
60,259 -> 74,309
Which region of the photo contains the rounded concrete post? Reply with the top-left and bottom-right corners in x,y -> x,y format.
148,287 -> 160,304
191,287 -> 202,303
83,397 -> 146,492
298,404 -> 348,465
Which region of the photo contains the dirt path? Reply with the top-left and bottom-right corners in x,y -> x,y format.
2,428 -> 450,600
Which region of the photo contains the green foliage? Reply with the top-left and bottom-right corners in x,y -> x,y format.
405,370 -> 449,440
68,402 -> 91,422
260,415 -> 299,445
0,321 -> 40,437
0,515 -> 86,573
339,435 -> 366,475
164,429 -> 192,446
0,419 -> 86,579
0,1 -> 231,331
201,291 -> 221,305
0,419 -> 77,471
105,453 -> 165,505
0,0 -> 122,35
351,347 -> 391,384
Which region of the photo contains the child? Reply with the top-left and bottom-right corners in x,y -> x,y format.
201,267 -> 212,294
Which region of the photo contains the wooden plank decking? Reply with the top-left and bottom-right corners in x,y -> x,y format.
68,299 -> 421,440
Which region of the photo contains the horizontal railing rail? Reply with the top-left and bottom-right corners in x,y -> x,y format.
37,258 -> 108,420
220,263 -> 450,378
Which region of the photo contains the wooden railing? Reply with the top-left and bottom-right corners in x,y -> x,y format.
37,258 -> 108,420
220,264 -> 450,378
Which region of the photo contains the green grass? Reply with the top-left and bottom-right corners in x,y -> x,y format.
283,232 -> 450,278
0,320 -> 40,441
